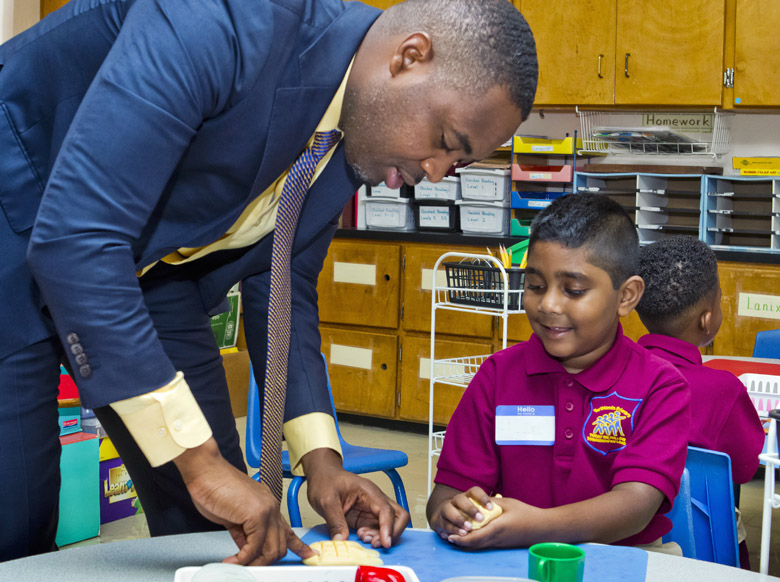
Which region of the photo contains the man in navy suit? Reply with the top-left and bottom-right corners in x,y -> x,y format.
0,0 -> 537,564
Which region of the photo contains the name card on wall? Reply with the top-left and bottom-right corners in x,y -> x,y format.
738,292 -> 780,320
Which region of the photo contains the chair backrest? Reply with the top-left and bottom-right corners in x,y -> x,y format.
686,446 -> 740,567
663,468 -> 695,559
245,353 -> 343,467
753,329 -> 780,358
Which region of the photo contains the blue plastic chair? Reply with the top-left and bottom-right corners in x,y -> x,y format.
753,329 -> 780,358
663,468 -> 696,558
245,354 -> 411,527
686,446 -> 740,567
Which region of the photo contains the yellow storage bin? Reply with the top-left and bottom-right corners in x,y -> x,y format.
513,136 -> 577,155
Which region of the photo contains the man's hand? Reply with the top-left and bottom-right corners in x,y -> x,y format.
301,448 -> 410,548
173,438 -> 314,565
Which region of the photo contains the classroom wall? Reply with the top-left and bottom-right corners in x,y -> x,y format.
518,110 -> 780,176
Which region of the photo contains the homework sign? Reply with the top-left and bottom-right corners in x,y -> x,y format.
641,113 -> 713,134
738,292 -> 780,321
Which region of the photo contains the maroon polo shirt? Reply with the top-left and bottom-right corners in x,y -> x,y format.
435,326 -> 690,545
638,334 -> 765,484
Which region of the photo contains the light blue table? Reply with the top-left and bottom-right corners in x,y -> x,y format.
0,528 -> 776,582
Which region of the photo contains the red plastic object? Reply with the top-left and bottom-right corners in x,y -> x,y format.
355,566 -> 406,582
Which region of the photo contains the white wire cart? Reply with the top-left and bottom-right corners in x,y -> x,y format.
427,252 -> 526,497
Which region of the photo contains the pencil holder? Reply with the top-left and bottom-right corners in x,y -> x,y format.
443,261 -> 524,310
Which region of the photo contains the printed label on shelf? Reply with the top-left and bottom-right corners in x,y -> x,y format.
531,145 -> 554,152
333,262 -> 376,286
330,344 -> 373,370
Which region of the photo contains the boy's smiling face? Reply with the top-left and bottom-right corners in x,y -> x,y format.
523,241 -> 643,374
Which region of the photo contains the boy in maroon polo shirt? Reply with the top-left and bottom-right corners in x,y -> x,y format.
636,236 -> 764,567
427,194 -> 690,550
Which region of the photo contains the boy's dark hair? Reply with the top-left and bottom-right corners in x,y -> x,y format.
528,193 -> 639,289
377,0 -> 538,120
636,236 -> 719,336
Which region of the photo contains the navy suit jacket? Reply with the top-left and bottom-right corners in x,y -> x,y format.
0,0 -> 380,421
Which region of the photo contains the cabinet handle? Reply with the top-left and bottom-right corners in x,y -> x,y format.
624,52 -> 631,78
597,54 -> 604,78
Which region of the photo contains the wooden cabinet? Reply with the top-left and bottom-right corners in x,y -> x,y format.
614,1 -> 725,105
732,0 -> 780,106
317,237 -> 771,423
399,334 -> 493,424
320,326 -> 398,418
401,245 -> 494,338
520,0 -> 617,106
520,0 -> 726,106
713,261 -> 780,356
317,240 -> 401,329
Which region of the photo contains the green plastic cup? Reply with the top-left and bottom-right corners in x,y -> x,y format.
527,543 -> 585,582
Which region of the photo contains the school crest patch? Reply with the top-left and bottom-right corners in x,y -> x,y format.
582,391 -> 643,455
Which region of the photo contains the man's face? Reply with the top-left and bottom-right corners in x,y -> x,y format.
341,79 -> 524,188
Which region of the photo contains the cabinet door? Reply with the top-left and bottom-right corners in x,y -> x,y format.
733,0 -> 780,106
402,244 -> 494,338
714,262 -> 780,356
317,241 -> 401,329
399,334 -> 493,424
615,0 -> 725,105
320,327 -> 398,418
519,0 -> 616,106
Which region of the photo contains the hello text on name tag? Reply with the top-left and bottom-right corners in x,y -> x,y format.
495,405 -> 555,445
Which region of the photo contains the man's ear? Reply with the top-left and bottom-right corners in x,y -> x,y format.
388,32 -> 433,77
617,275 -> 645,317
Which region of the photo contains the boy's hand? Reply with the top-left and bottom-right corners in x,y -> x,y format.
444,496 -> 540,549
427,485 -> 498,539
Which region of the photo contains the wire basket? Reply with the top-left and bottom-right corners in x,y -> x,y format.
443,261 -> 524,310
577,108 -> 733,157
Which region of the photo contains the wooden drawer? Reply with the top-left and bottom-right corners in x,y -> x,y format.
317,240 -> 401,329
320,326 -> 397,419
398,334 -> 492,425
402,244 -> 494,338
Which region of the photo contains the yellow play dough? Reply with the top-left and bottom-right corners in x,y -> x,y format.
469,495 -> 503,530
303,540 -> 384,566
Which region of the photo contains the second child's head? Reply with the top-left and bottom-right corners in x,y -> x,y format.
636,236 -> 722,347
525,193 -> 644,373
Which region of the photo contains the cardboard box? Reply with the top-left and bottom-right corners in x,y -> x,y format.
223,349 -> 251,418
99,457 -> 141,524
57,432 -> 99,546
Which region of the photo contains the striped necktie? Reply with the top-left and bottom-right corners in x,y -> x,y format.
260,129 -> 342,501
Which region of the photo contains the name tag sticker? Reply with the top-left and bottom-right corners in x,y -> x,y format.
495,405 -> 555,445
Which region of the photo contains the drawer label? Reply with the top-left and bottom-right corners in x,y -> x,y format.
738,292 -> 780,321
421,268 -> 448,292
333,262 -> 376,286
419,205 -> 451,227
330,344 -> 373,370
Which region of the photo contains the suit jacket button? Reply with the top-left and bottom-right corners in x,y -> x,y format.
75,353 -> 88,366
78,364 -> 92,378
70,343 -> 84,356
66,333 -> 80,345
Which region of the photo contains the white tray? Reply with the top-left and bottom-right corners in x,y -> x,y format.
174,565 -> 421,582
739,373 -> 780,418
